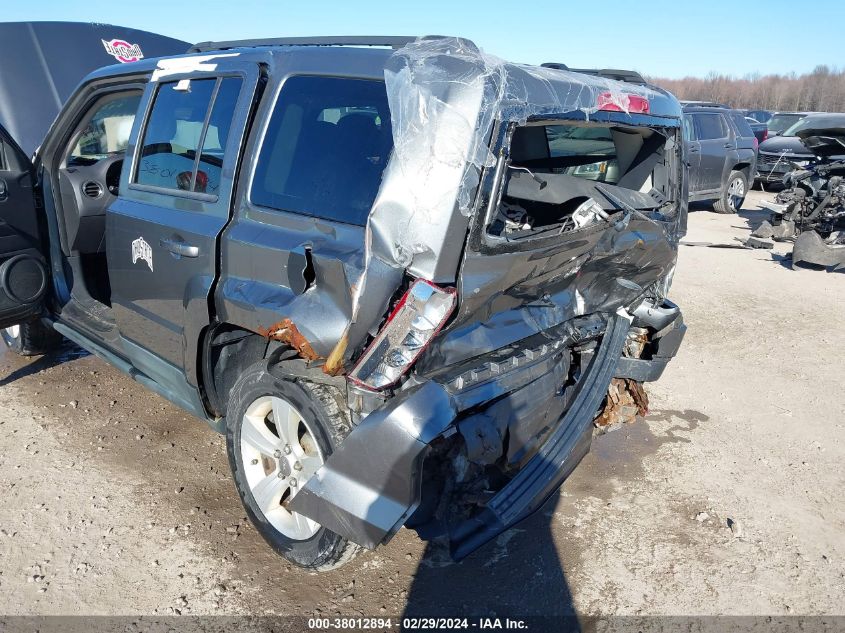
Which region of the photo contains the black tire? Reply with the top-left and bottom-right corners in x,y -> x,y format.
1,320 -> 63,356
713,170 -> 748,214
225,360 -> 360,571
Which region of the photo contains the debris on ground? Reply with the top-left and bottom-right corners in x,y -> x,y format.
761,125 -> 845,270
743,237 -> 774,249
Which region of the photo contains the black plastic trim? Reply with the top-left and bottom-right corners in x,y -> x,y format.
449,311 -> 632,560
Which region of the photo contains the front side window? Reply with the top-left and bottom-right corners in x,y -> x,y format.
135,77 -> 242,195
251,76 -> 393,225
69,92 -> 142,166
693,114 -> 728,140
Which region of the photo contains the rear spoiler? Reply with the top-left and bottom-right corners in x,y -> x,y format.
541,63 -> 646,85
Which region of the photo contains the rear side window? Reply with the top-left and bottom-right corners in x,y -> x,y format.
729,113 -> 754,138
768,114 -> 802,133
693,114 -> 728,140
251,76 -> 393,225
135,77 -> 242,196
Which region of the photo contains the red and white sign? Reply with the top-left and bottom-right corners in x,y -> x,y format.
102,39 -> 144,63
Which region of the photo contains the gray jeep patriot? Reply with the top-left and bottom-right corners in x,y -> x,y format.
0,35 -> 687,570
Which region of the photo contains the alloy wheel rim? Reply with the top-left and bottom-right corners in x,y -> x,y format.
4,325 -> 20,340
728,177 -> 745,210
240,395 -> 324,540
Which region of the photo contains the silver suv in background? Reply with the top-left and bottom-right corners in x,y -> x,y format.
683,105 -> 758,213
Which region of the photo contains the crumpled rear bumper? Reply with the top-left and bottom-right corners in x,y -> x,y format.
289,303 -> 684,558
615,299 -> 686,382
448,311 -> 632,559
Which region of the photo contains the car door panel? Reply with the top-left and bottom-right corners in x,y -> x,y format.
682,115 -> 705,197
107,64 -> 259,391
0,127 -> 49,328
694,113 -> 731,194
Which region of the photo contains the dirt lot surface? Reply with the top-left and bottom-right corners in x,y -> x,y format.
1,190 -> 843,618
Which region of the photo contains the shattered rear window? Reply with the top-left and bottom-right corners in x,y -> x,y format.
495,120 -> 674,238
251,76 -> 393,225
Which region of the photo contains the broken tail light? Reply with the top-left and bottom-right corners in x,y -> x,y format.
348,280 -> 457,391
597,91 -> 650,114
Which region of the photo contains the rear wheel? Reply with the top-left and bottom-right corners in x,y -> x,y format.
1,320 -> 62,356
225,360 -> 360,571
714,170 -> 748,214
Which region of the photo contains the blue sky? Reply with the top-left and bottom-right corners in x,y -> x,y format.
4,0 -> 842,79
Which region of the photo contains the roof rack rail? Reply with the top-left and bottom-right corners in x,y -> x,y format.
541,63 -> 647,85
188,36 -> 420,54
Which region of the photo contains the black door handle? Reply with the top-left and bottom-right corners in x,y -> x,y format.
724,143 -> 733,149
160,237 -> 199,258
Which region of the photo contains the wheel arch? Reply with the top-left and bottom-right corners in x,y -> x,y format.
199,322 -> 272,419
731,162 -> 753,181
198,321 -> 345,420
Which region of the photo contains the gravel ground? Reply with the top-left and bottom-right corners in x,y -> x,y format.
0,190 -> 843,618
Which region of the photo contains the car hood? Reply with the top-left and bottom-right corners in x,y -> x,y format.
0,22 -> 189,158
796,126 -> 845,157
758,135 -> 812,156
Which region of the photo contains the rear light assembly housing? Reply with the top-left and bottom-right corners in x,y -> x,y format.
597,91 -> 650,114
348,279 -> 457,391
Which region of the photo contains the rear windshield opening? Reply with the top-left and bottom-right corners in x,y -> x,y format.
489,121 -> 674,239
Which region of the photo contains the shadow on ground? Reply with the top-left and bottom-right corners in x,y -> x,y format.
0,342 -> 89,387
401,491 -> 576,619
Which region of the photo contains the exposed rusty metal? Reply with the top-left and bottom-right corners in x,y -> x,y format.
594,378 -> 649,428
623,327 -> 649,359
259,319 -> 320,362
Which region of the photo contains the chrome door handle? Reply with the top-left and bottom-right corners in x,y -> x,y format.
160,237 -> 199,258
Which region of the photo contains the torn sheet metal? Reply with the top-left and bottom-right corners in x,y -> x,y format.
369,37 -> 671,283
259,318 -> 319,361
219,38 -> 683,377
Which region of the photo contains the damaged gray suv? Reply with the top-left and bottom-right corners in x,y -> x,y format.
0,36 -> 687,570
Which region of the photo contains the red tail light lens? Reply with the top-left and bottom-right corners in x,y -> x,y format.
597,91 -> 650,114
762,130 -> 768,142
753,137 -> 759,150
348,280 -> 457,391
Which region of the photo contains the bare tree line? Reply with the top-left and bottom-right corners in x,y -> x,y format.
649,65 -> 845,113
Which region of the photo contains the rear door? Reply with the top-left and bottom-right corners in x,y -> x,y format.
0,128 -> 49,329
106,60 -> 260,389
691,113 -> 731,193
683,114 -> 703,194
